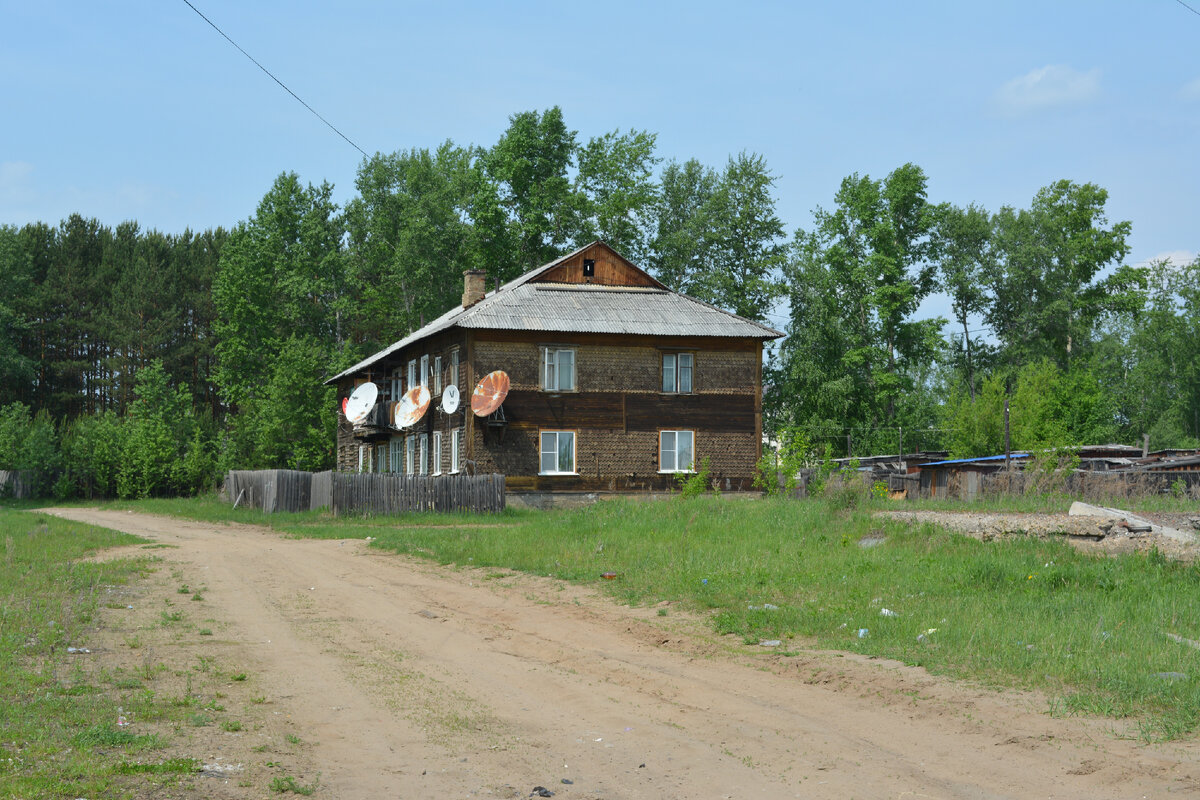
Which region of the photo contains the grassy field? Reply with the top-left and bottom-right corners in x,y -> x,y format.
16,493 -> 1200,742
0,508 -> 199,798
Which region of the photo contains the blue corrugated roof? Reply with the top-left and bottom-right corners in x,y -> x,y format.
922,453 -> 1031,467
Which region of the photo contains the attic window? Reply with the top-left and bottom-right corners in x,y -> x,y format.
583,258 -> 595,278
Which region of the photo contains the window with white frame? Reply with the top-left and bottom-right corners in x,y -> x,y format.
541,347 -> 575,391
406,436 -> 416,475
419,434 -> 429,475
432,431 -> 442,475
389,436 -> 404,474
358,444 -> 365,473
375,443 -> 387,473
433,356 -> 443,396
540,430 -> 576,474
420,354 -> 429,388
662,352 -> 693,393
450,350 -> 459,388
659,430 -> 695,473
407,359 -> 417,392
390,368 -> 403,402
450,428 -> 461,473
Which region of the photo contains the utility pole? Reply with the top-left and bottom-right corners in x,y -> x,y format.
1004,398 -> 1011,469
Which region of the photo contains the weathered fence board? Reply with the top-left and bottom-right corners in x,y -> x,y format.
0,470 -> 34,499
224,471 -> 505,515
225,470 -> 312,513
327,472 -> 505,515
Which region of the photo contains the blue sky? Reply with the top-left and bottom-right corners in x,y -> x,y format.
2,1 -> 1197,329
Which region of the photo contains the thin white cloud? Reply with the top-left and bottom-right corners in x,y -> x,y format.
1181,77 -> 1200,101
995,65 -> 1100,115
1141,250 -> 1197,269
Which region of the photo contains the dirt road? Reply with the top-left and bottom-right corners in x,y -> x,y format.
45,508 -> 1200,798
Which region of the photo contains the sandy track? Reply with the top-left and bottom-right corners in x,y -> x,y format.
44,508 -> 1200,799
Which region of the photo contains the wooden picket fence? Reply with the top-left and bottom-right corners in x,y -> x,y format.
0,470 -> 34,499
224,470 -> 505,515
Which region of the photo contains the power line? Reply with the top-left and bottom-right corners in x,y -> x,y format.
1174,0 -> 1200,18
179,0 -> 368,158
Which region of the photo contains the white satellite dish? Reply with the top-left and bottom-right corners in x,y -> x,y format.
345,382 -> 378,424
441,384 -> 461,414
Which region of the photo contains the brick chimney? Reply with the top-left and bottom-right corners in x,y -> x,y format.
462,269 -> 487,308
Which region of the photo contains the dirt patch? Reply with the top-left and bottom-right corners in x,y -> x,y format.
879,509 -> 1200,561
44,508 -> 1200,798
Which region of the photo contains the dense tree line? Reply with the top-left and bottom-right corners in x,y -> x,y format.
771,165 -> 1199,458
1,106 -> 1197,496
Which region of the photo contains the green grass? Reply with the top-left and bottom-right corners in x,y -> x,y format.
0,507 -> 170,798
271,774 -> 319,795
70,494 -> 1200,740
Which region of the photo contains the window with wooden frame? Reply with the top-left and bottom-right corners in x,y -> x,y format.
432,431 -> 442,475
450,349 -> 460,389
450,428 -> 461,473
433,356 -> 443,396
662,352 -> 693,393
420,354 -> 430,388
419,433 -> 429,475
405,436 -> 416,476
389,368 -> 403,402
374,443 -> 387,473
539,430 -> 576,475
389,436 -> 404,474
407,359 -> 417,392
659,430 -> 695,473
541,347 -> 576,391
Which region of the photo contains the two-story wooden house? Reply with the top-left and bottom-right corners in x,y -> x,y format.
326,241 -> 782,492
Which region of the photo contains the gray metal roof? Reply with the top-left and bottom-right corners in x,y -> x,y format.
460,283 -> 782,338
327,243 -> 783,384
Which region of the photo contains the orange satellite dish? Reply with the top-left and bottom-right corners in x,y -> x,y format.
395,385 -> 431,428
471,370 -> 510,417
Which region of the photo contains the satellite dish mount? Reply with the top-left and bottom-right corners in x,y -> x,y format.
471,370 -> 510,442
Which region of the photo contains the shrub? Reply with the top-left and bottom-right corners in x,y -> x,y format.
677,456 -> 714,498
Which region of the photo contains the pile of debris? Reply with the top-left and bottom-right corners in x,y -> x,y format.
881,503 -> 1200,561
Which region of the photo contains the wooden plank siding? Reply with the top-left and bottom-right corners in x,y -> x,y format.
496,391 -> 755,434
534,241 -> 665,288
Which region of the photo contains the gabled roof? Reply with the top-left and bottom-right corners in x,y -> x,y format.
327,241 -> 783,384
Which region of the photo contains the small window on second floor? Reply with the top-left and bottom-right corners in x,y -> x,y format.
662,352 -> 693,393
433,356 -> 443,395
407,359 -> 417,392
542,347 -> 575,391
420,354 -> 430,388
